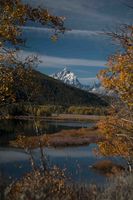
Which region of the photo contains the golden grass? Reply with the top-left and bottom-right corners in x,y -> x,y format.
92,160 -> 125,176
10,127 -> 103,149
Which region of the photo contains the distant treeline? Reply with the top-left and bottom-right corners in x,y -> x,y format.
0,103 -> 109,118
67,106 -> 109,115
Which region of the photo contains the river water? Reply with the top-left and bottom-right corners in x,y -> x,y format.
0,119 -> 126,185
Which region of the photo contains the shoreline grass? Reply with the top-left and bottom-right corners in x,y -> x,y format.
0,114 -> 106,123
2,169 -> 133,200
10,126 -> 104,149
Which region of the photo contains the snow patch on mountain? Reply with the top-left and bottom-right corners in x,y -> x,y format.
52,67 -> 82,89
51,67 -> 111,95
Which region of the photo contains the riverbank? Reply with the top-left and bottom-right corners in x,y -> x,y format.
10,126 -> 104,148
51,114 -> 106,121
0,114 -> 106,122
5,170 -> 132,200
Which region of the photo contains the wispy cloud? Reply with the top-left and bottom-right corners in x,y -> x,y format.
67,29 -> 103,36
20,50 -> 106,68
26,0 -> 133,33
23,26 -> 54,33
23,26 -> 104,37
28,0 -> 122,23
79,77 -> 99,84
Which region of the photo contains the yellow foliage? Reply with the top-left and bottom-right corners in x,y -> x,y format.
97,115 -> 133,157
97,25 -> 133,159
98,25 -> 133,108
0,0 -> 65,104
0,0 -> 65,46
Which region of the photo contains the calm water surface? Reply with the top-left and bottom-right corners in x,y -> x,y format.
0,119 -> 94,146
0,119 -> 126,185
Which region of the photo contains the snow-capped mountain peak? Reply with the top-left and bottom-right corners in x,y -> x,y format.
52,67 -> 82,88
51,67 -> 112,95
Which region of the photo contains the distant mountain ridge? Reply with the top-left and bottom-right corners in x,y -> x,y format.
51,67 -> 114,96
51,67 -> 102,92
30,70 -> 107,106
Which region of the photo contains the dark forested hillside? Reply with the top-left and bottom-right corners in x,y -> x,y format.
29,70 -> 107,106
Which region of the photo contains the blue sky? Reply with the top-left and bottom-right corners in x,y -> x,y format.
22,0 -> 133,85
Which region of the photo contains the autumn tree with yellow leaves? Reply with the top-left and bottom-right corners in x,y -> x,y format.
0,0 -> 65,104
99,25 -> 133,108
0,0 -> 66,174
98,25 -> 133,170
